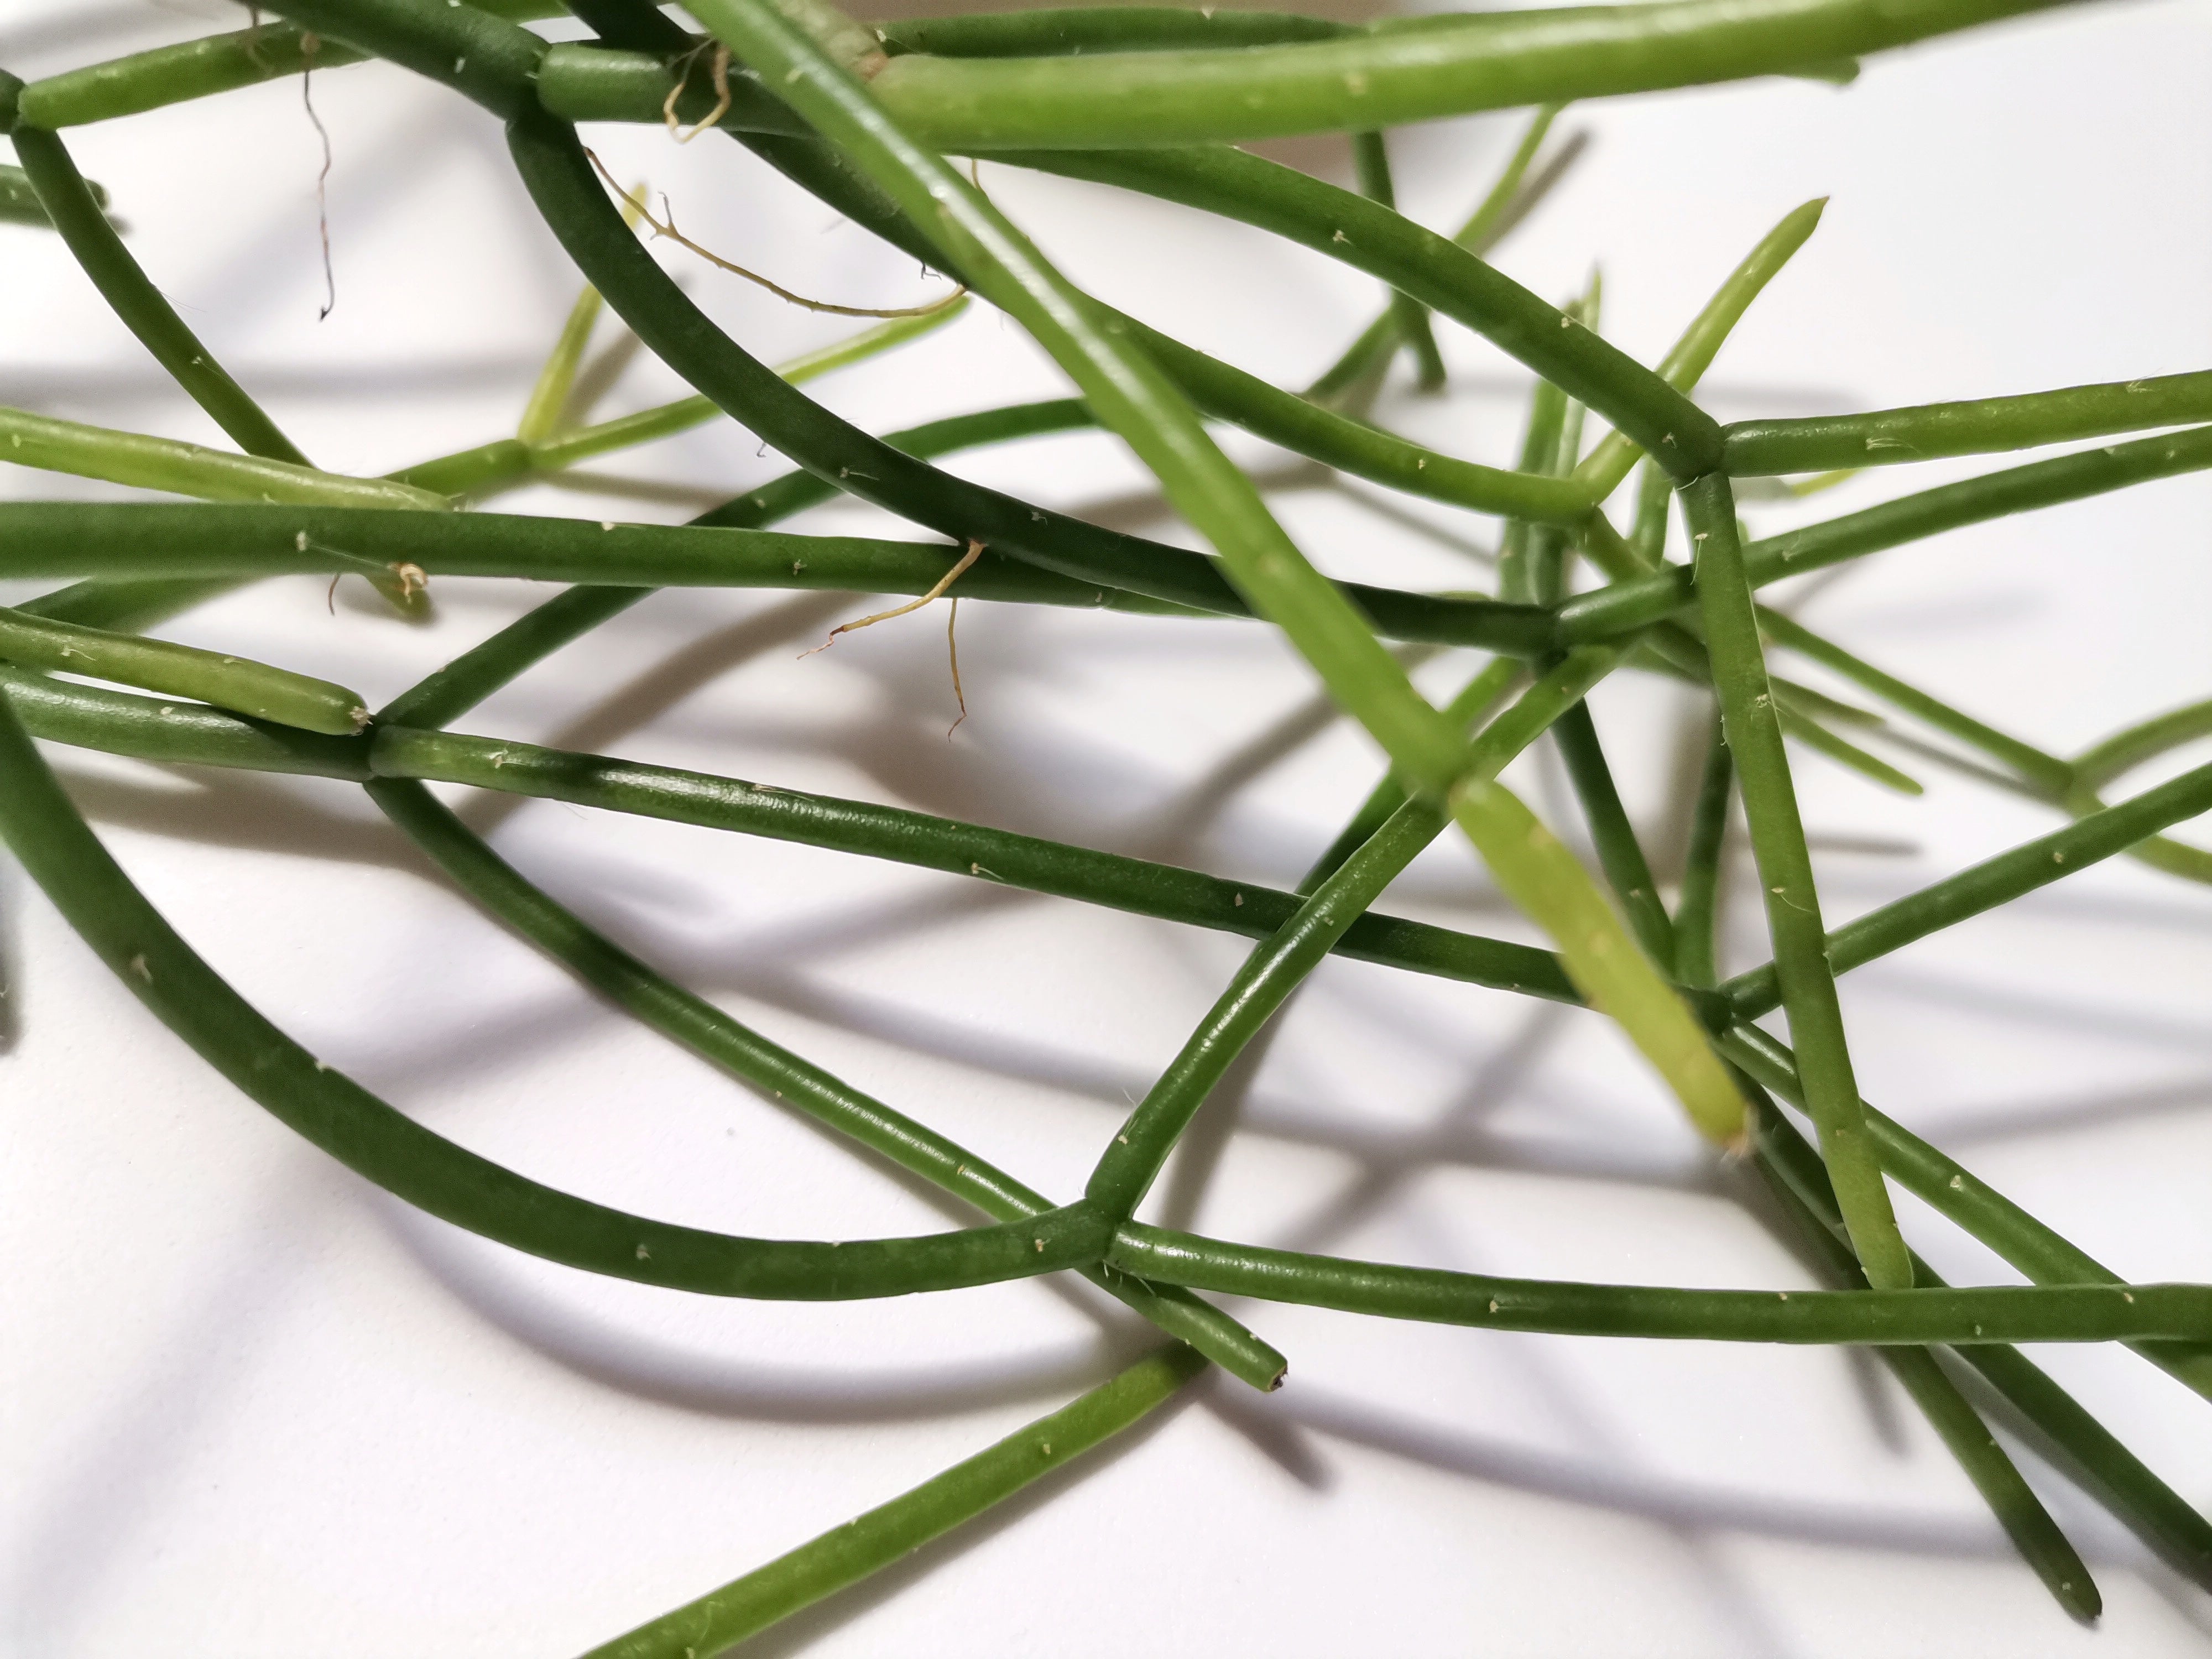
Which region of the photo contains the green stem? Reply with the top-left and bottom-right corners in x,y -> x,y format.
1496,371 -> 1571,605
1307,102 -> 1561,401
2074,696 -> 2212,789
1748,1118 -> 2098,1620
1083,641 -> 1630,1222
1725,371 -> 2212,474
0,665 -> 1601,1010
1575,197 -> 1827,499
1557,424 -> 2212,644
0,607 -> 367,735
0,158 -> 104,227
998,143 -> 1720,478
1107,1223 -> 2212,1345
382,399 -> 1088,729
0,406 -> 444,512
534,0 -> 2082,149
1721,1025 -> 2212,1402
1350,129 -> 1447,390
1682,471 -> 1908,1286
12,125 -> 309,464
1552,699 -> 1677,968
579,1345 -> 1207,1659
1672,709 -> 1733,988
1297,655 -> 1521,893
0,500 -> 1553,656
878,7 -> 1354,58
0,690 -> 1113,1299
1721,758 -> 2212,1018
1756,606 -> 2072,794
9,0 -> 563,128
1628,458 -> 1672,562
1449,767 -> 1746,1144
1750,1088 -> 2212,1598
514,283 -> 607,447
369,777 -> 1285,1390
674,0 -> 1469,794
1087,796 -> 1452,1217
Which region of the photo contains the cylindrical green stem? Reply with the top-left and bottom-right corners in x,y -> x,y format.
1350,128 -> 1447,389
1681,471 -> 1907,1285
1575,196 -> 1826,498
1751,1088 -> 2212,1599
1749,1113 -> 2098,1620
0,607 -> 366,734
1557,424 -> 2212,644
1721,758 -> 2212,1018
12,124 -> 309,464
1725,371 -> 2212,474
0,406 -> 445,512
1721,1025 -> 2212,1402
1308,102 -> 1560,401
370,777 -> 1285,1389
534,0 -> 2082,150
580,1345 -> 1207,1659
0,690 -> 1118,1300
1000,143 -> 1719,478
0,665 -> 1599,1010
1108,1223 -> 2212,1344
1672,708 -> 1734,988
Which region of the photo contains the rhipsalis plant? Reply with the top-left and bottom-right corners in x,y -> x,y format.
2,0 -> 2208,1651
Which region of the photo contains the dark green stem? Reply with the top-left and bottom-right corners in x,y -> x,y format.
369,777 -> 1285,1389
11,124 -> 308,463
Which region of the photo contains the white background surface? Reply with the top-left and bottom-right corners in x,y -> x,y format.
3,1 -> 2211,1653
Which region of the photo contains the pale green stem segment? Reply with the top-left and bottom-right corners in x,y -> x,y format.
1681,472 -> 1907,1286
680,0 -> 1467,795
1298,655 -> 1522,894
579,1345 -> 1207,1659
515,284 -> 607,446
1449,771 -> 1745,1144
2074,697 -> 2212,790
1724,369 -> 2212,474
1576,197 -> 1827,499
0,608 -> 367,735
18,308 -> 958,632
0,405 -> 447,512
535,0 -> 2083,149
1628,458 -> 1671,562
